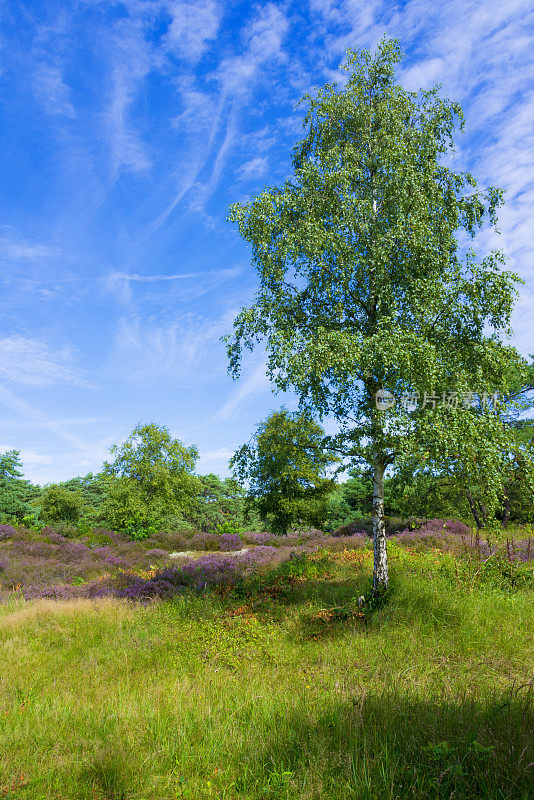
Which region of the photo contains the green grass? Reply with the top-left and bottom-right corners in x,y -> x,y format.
0,546 -> 532,799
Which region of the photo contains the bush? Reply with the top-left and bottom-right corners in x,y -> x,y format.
145,549 -> 168,559
190,532 -> 221,550
0,524 -> 16,540
216,520 -> 245,537
242,531 -> 273,546
219,533 -> 243,551
36,485 -> 85,524
332,520 -> 372,537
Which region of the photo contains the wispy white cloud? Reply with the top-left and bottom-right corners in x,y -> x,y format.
237,156 -> 268,181
33,63 -> 75,117
0,230 -> 59,262
0,336 -> 87,388
106,314 -> 227,383
104,18 -> 153,176
164,0 -> 222,62
197,445 -> 234,465
0,385 -> 93,452
150,3 -> 290,228
104,266 -> 241,304
216,360 -> 271,420
213,4 -> 289,94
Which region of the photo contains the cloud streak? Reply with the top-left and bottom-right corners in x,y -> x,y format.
0,336 -> 88,388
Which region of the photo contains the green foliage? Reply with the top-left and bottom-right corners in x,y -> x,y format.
0,450 -> 38,521
325,485 -> 355,529
35,484 -> 85,524
100,423 -> 200,533
187,473 -> 257,532
225,37 -> 532,586
59,472 -> 113,523
216,519 -> 245,537
230,408 -> 338,534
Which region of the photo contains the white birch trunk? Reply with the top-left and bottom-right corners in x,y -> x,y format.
372,461 -> 388,593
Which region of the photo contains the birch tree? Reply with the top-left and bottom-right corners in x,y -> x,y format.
224,38 -> 529,596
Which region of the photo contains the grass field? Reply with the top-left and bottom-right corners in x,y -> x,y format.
0,534 -> 533,800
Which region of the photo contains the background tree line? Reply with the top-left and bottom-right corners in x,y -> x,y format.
1,403 -> 532,537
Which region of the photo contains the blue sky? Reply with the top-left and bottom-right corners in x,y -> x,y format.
0,0 -> 532,485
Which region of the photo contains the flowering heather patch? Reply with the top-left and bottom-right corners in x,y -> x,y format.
113,556 -> 242,600
145,549 -> 168,559
144,530 -> 192,550
0,525 -> 16,540
242,531 -> 273,546
395,519 -> 471,551
504,538 -> 534,563
320,533 -> 368,551
394,519 -> 534,566
46,532 -> 68,544
0,530 -> 177,598
425,519 -> 471,537
219,533 -> 243,551
12,545 -> 306,602
190,531 -> 221,550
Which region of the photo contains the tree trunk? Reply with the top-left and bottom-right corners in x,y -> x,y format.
372,461 -> 388,594
466,490 -> 483,530
502,496 -> 510,528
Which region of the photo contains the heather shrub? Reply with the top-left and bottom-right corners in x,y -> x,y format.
110,556 -> 243,601
190,532 -> 221,551
45,531 -> 68,544
427,518 -> 471,537
504,537 -> 534,563
84,529 -> 124,546
242,531 -> 273,546
0,524 -> 16,540
145,549 -> 168,559
286,527 -> 325,541
322,532 -> 368,551
333,520 -> 373,537
394,519 -> 472,551
219,533 -> 243,551
146,530 -> 192,550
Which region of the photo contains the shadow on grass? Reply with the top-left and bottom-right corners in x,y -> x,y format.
235,570 -> 463,641
241,682 -> 534,800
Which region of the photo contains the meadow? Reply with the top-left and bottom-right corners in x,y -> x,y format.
0,520 -> 533,799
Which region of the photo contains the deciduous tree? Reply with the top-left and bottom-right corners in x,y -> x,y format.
225,38 -> 530,594
101,423 -> 200,533
230,409 -> 337,534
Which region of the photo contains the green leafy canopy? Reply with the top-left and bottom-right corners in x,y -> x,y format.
224,37 -> 530,518
101,423 -> 200,533
230,408 -> 338,534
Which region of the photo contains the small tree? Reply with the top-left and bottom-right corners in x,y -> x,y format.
187,474 -> 257,532
0,450 -> 38,521
37,484 -> 85,524
60,472 -> 113,523
230,408 -> 337,534
225,38 -> 530,594
101,423 -> 200,532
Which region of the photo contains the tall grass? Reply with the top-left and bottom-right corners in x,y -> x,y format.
0,546 -> 532,799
